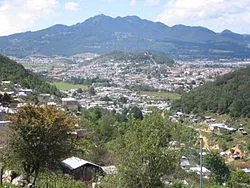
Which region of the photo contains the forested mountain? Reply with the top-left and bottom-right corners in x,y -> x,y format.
0,14 -> 250,59
173,66 -> 250,117
0,54 -> 59,95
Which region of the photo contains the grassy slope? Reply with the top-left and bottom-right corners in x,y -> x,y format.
52,82 -> 89,91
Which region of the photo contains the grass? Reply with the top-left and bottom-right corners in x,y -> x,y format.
0,183 -> 19,188
36,173 -> 86,188
139,91 -> 181,100
0,175 -> 86,188
52,82 -> 89,91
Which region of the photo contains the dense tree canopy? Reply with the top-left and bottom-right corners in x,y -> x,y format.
0,54 -> 59,95
204,151 -> 230,185
102,111 -> 183,187
0,93 -> 12,106
172,66 -> 250,117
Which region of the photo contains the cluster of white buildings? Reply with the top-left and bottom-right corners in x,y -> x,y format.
14,54 -> 241,94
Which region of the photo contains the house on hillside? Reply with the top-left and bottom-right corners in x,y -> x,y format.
209,123 -> 237,132
61,98 -> 79,109
67,129 -> 91,138
61,157 -> 104,182
1,81 -> 11,85
189,166 -> 211,178
0,120 -> 11,129
180,156 -> 191,170
242,168 -> 250,174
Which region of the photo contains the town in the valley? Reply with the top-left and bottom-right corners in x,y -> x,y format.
1,53 -> 250,187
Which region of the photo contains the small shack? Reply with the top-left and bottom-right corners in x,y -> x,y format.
61,98 -> 79,109
61,157 -> 103,182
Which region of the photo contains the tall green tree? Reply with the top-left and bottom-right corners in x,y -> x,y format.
7,105 -> 76,184
204,151 -> 230,185
88,87 -> 96,96
130,106 -> 143,120
104,111 -> 181,187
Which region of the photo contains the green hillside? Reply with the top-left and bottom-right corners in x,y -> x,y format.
172,66 -> 250,117
87,51 -> 175,67
103,51 -> 175,65
0,54 -> 59,95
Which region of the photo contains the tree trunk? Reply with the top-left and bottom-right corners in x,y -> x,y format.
32,167 -> 39,185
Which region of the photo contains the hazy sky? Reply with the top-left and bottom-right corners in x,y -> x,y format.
0,0 -> 250,36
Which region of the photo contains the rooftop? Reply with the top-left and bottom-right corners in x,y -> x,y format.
61,156 -> 100,170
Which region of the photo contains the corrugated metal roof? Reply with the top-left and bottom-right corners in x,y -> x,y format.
61,156 -> 101,170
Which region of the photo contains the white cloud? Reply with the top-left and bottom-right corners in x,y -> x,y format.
0,0 -> 59,36
130,0 -> 136,6
64,1 -> 79,11
156,0 -> 250,34
146,0 -> 160,6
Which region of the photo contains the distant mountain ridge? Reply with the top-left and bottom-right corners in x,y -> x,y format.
1,14 -> 250,59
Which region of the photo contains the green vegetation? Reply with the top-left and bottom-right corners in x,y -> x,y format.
36,173 -> 85,188
69,76 -> 112,86
0,183 -> 19,188
2,104 -> 249,187
228,170 -> 250,188
0,93 -> 12,106
77,107 -> 201,187
103,111 -> 180,187
6,105 -> 76,184
173,67 -> 250,117
53,81 -> 89,91
0,54 -> 59,95
204,151 -> 230,185
103,51 -> 175,66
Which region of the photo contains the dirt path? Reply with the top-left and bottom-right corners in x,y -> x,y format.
200,135 -> 220,150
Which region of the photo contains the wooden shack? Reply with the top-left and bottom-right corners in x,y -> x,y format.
61,157 -> 103,182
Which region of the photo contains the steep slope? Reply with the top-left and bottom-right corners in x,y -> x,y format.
172,67 -> 250,117
0,15 -> 250,59
0,54 -> 59,95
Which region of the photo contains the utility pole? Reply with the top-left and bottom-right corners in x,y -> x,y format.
199,136 -> 203,188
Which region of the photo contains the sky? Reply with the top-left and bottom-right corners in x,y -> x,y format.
0,0 -> 250,36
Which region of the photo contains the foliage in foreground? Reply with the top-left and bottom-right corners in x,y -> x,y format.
227,170 -> 250,188
6,105 -> 77,184
36,173 -> 86,188
204,151 -> 230,185
101,111 -> 184,187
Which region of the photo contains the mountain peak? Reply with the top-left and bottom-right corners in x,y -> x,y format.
85,14 -> 112,22
124,15 -> 141,21
221,29 -> 233,34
